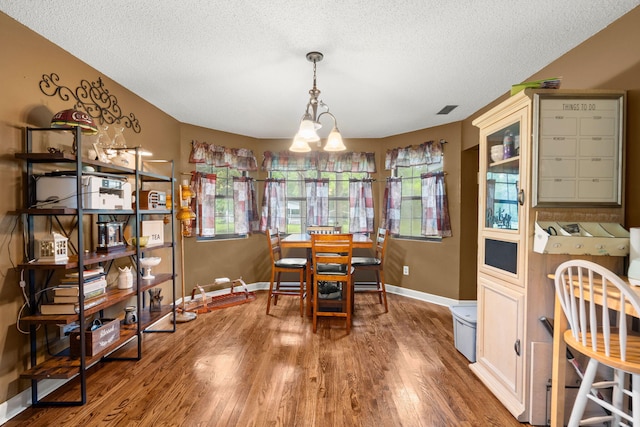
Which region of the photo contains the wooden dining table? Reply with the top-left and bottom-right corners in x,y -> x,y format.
280,233 -> 373,316
549,274 -> 639,426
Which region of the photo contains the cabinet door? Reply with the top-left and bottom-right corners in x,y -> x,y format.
478,101 -> 530,286
476,274 -> 525,405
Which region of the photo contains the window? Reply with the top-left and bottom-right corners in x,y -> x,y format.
194,164 -> 244,239
269,170 -> 369,234
395,162 -> 443,239
487,170 -> 518,229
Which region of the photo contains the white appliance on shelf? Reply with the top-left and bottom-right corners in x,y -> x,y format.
35,174 -> 132,210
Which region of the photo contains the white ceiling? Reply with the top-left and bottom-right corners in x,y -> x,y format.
1,1 -> 639,139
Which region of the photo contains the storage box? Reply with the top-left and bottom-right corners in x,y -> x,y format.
141,220 -> 164,246
69,318 -> 120,357
533,221 -> 629,256
450,304 -> 477,362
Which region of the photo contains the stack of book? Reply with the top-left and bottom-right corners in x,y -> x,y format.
40,269 -> 108,315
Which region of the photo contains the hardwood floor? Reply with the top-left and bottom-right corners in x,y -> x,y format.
3,292 -> 533,427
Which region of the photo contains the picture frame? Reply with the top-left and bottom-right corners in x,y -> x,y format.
532,91 -> 625,207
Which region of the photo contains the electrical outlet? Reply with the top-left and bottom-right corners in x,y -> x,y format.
403,265 -> 409,275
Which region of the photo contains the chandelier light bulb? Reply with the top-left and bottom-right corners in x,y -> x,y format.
290,133 -> 312,152
324,126 -> 346,151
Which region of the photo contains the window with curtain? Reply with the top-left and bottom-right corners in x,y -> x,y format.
262,151 -> 375,234
190,140 -> 258,240
385,140 -> 451,240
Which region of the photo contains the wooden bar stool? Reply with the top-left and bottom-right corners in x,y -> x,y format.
265,228 -> 308,316
352,227 -> 389,312
311,233 -> 354,333
554,259 -> 640,426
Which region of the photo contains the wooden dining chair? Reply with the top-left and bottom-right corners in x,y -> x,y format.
265,228 -> 308,316
311,233 -> 354,333
554,259 -> 640,426
352,227 -> 389,312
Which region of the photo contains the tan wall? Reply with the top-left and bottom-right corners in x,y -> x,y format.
1,4 -> 640,409
379,123 -> 466,299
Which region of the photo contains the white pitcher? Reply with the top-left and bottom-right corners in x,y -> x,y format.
117,266 -> 133,289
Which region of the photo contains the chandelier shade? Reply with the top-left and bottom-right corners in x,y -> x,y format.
289,52 -> 346,153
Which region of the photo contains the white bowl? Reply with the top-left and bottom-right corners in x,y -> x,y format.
491,151 -> 504,162
140,256 -> 161,279
140,256 -> 161,267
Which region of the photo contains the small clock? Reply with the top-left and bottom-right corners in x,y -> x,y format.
96,221 -> 126,253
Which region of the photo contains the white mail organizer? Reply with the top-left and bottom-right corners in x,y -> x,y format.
534,221 -> 629,256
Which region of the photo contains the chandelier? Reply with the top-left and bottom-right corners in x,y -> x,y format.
289,51 -> 346,152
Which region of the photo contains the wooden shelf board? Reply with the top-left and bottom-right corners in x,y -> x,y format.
19,329 -> 138,379
21,288 -> 137,323
138,273 -> 175,293
19,250 -> 137,270
20,308 -> 173,380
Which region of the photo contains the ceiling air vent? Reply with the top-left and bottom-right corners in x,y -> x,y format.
437,105 -> 458,115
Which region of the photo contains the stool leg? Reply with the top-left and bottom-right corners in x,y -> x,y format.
379,268 -> 388,313
633,373 -> 640,425
568,358 -> 598,427
612,369 -> 624,426
312,276 -> 319,333
274,271 -> 281,306
266,268 -> 276,315
298,268 -> 304,317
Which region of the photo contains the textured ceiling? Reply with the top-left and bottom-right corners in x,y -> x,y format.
1,1 -> 638,139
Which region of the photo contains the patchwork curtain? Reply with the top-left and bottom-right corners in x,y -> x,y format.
421,172 -> 452,238
262,151 -> 376,173
348,179 -> 374,233
262,151 -> 317,171
233,177 -> 258,234
382,177 -> 402,235
384,140 -> 443,170
191,172 -> 217,237
189,140 -> 257,171
259,178 -> 286,232
305,179 -> 329,226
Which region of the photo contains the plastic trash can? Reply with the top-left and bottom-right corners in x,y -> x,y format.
449,304 -> 477,362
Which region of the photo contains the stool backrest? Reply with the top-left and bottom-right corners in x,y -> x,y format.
307,225 -> 342,234
311,233 -> 353,279
373,228 -> 389,262
554,259 -> 640,361
266,228 -> 284,263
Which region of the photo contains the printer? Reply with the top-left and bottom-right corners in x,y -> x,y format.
35,174 -> 132,210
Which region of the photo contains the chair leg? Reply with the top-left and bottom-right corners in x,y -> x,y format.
568,358 -> 599,427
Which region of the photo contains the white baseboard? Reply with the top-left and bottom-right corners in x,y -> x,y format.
2,281 -> 474,424
0,379 -> 66,424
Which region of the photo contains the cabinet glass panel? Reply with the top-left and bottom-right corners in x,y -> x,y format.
485,122 -> 520,231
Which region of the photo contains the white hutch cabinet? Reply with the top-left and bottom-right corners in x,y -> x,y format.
471,89 -> 626,424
